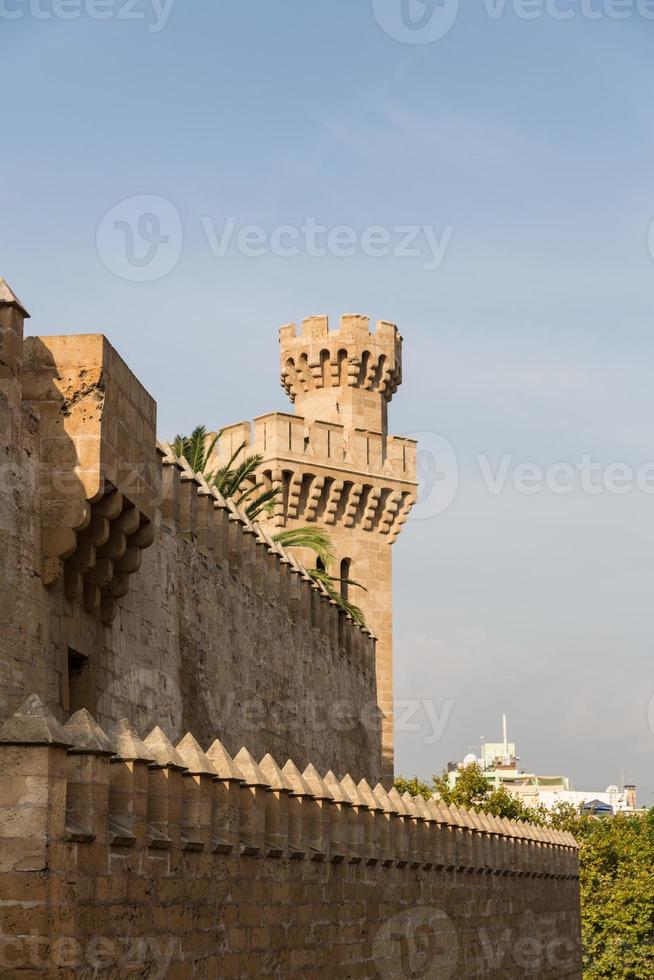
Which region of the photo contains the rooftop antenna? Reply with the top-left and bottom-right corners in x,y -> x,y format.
502,713 -> 508,756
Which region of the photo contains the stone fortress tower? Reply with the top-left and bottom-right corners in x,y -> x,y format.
214,314 -> 418,783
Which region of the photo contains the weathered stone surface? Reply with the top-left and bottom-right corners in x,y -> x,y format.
64,708 -> 114,754
0,695 -> 71,747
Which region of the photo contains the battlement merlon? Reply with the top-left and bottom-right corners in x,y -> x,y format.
279,314 -> 402,433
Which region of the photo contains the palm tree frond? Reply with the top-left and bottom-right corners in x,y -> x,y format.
273,527 -> 334,568
246,487 -> 279,520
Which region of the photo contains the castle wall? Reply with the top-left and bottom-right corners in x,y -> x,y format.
0,316 -> 381,784
0,699 -> 583,979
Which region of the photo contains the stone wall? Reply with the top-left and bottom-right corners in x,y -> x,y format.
0,697 -> 582,979
0,296 -> 381,783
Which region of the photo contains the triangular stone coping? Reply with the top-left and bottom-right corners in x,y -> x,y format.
195,472 -> 215,496
285,551 -> 305,577
428,797 -> 452,824
386,786 -> 408,816
413,793 -> 432,823
64,709 -> 114,755
400,792 -> 421,818
209,485 -> 229,509
323,770 -> 351,805
259,753 -> 293,793
302,763 -> 331,800
0,694 -> 71,747
233,747 -> 268,787
143,727 -> 186,770
514,820 -> 531,840
357,778 -> 384,811
466,808 -> 483,831
500,816 -> 517,837
157,440 -> 184,467
488,813 -> 502,833
109,719 -> 154,762
372,783 -> 394,813
175,733 -> 216,776
252,525 -> 270,547
0,278 -> 30,317
206,739 -> 244,782
177,455 -> 204,487
341,774 -> 365,807
225,497 -> 248,525
425,799 -> 444,823
487,812 -> 504,834
447,803 -> 466,827
282,759 -> 312,797
258,526 -> 281,555
461,805 -> 478,828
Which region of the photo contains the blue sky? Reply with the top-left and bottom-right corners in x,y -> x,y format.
3,2 -> 654,801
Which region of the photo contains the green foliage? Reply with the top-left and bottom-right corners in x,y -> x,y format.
394,775 -> 436,801
273,526 -> 334,569
173,425 -> 272,519
576,810 -> 654,979
432,762 -> 490,809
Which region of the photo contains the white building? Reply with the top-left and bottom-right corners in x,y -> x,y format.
447,715 -> 636,815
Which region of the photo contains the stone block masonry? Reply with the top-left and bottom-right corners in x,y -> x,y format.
0,280 -> 582,976
0,696 -> 582,978
0,283 -> 381,783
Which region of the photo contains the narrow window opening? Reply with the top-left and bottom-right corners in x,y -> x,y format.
67,648 -> 93,716
340,558 -> 351,601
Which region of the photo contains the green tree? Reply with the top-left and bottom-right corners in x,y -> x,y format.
432,761 -> 490,809
394,774 -> 436,801
576,811 -> 654,979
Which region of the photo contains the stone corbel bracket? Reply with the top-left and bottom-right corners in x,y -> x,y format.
21,334 -> 160,624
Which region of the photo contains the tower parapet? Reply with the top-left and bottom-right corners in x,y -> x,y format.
279,314 -> 402,432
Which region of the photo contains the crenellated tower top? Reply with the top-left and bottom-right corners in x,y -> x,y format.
279,314 -> 402,433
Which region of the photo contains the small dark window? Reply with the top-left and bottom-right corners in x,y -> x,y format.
316,557 -> 326,573
67,649 -> 93,716
340,558 -> 351,601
